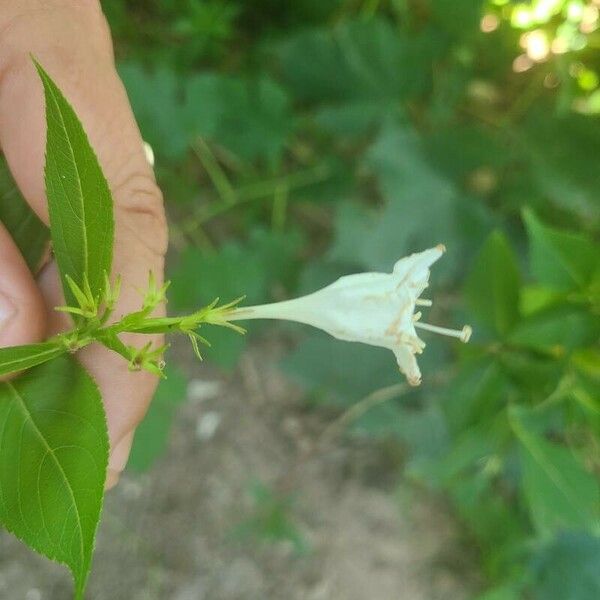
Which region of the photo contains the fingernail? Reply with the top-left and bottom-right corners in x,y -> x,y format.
0,292 -> 17,335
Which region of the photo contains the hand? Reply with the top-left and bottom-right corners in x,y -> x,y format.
0,1 -> 167,489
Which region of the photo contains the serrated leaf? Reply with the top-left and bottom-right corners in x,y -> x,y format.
0,157 -> 49,271
0,355 -> 109,599
511,406 -> 600,537
466,231 -> 521,337
0,342 -> 66,377
523,210 -> 598,291
35,61 -> 114,307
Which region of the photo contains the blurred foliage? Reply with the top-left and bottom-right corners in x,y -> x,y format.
112,0 -> 600,596
232,481 -> 308,555
128,365 -> 188,471
0,159 -> 48,271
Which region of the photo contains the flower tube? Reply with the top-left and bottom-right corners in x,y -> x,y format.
228,245 -> 471,386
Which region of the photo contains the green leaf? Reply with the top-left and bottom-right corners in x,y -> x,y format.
185,74 -> 293,168
523,114 -> 600,226
0,157 -> 49,271
35,61 -> 114,307
121,64 -> 293,167
0,342 -> 66,377
442,357 -> 509,433
466,231 -> 521,337
430,0 -> 486,38
279,18 -> 436,132
449,475 -> 529,574
0,355 -> 109,599
511,406 -> 600,537
523,210 -> 598,291
427,425 -> 497,487
519,285 -> 567,316
128,366 -> 187,472
509,307 -> 600,353
119,64 -> 189,161
530,533 -> 600,600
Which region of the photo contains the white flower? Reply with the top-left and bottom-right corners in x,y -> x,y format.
228,245 -> 471,386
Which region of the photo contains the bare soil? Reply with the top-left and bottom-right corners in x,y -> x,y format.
0,339 -> 478,600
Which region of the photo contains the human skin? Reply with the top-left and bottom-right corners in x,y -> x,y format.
0,1 -> 167,489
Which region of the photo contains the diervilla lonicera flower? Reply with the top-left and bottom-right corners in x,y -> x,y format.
228,245 -> 471,386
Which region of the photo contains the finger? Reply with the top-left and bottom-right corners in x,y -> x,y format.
0,3 -> 168,485
0,221 -> 46,353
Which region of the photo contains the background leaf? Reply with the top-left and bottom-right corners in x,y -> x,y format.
36,62 -> 114,306
466,231 -> 521,337
279,18 -> 435,133
128,365 -> 188,472
121,65 -> 293,168
511,406 -> 600,537
0,355 -> 109,599
524,209 -> 598,291
509,307 -> 600,352
119,64 -> 190,161
529,533 -> 600,600
0,157 -> 49,272
524,114 -> 600,227
345,124 -> 492,278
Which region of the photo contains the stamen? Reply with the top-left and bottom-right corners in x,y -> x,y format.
414,322 -> 472,343
413,311 -> 422,322
416,299 -> 433,307
400,333 -> 426,353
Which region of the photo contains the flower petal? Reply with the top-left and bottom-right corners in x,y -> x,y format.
393,345 -> 422,386
393,245 -> 445,282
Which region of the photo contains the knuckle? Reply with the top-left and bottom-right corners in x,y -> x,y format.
113,171 -> 168,258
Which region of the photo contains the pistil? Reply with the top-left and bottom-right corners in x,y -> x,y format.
414,322 -> 472,343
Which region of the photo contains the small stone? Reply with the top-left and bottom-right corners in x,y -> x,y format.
187,380 -> 222,403
196,412 -> 221,441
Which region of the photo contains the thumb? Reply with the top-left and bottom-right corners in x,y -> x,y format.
0,221 -> 46,350
0,2 -> 167,486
